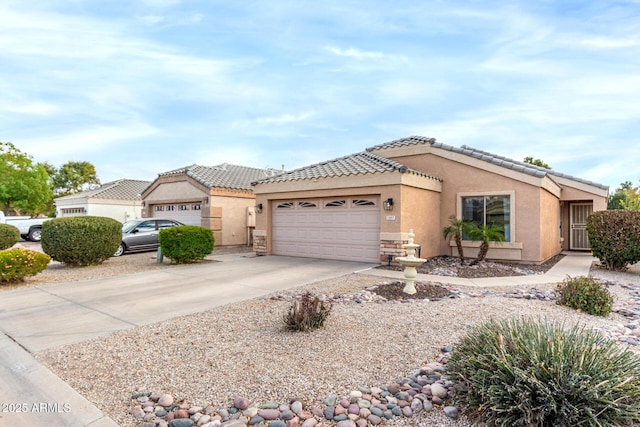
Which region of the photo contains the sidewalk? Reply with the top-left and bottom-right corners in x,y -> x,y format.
365,252 -> 596,288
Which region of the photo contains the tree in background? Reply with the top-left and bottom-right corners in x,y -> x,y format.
523,156 -> 551,169
0,142 -> 53,216
608,181 -> 640,210
52,161 -> 100,196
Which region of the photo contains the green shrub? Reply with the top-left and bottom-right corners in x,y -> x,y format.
0,249 -> 51,283
158,225 -> 214,264
587,210 -> 640,270
446,318 -> 640,427
556,276 -> 613,317
0,224 -> 20,250
41,216 -> 122,266
283,292 -> 333,332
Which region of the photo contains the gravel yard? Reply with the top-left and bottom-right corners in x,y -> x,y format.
11,244 -> 638,427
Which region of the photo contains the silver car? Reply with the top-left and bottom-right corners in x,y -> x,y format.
113,218 -> 183,256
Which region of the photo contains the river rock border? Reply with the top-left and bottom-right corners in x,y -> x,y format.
130,279 -> 640,427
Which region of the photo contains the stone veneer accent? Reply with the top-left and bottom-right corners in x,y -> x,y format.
254,234 -> 267,256
379,238 -> 409,264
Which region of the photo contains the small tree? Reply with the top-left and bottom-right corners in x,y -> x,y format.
523,156 -> 551,169
443,215 -> 473,265
467,224 -> 506,265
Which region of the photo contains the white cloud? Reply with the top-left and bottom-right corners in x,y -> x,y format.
324,46 -> 385,60
255,112 -> 314,125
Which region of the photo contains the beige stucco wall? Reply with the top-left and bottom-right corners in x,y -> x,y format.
142,174 -> 256,246
385,152 -> 558,263
539,188 -> 562,261
55,198 -> 143,223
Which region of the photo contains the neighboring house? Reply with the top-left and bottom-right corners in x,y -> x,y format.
141,163 -> 281,246
54,179 -> 151,223
252,136 -> 609,264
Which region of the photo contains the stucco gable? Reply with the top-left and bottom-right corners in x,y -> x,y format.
368,136 -> 608,193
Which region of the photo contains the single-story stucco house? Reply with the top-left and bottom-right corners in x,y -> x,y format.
141,163 -> 280,246
54,179 -> 151,222
251,136 -> 609,264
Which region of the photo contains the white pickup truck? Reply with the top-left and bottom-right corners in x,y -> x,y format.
0,211 -> 50,241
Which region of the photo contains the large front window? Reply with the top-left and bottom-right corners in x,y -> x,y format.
462,195 -> 511,241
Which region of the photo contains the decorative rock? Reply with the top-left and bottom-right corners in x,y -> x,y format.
258,409 -> 280,420
243,407 -> 259,418
132,406 -> 145,420
356,419 -> 368,427
158,394 -> 175,407
402,406 -> 412,417
286,417 -> 300,427
301,419 -> 318,427
291,401 -> 303,415
444,406 -> 459,418
269,421 -> 287,427
248,416 -> 264,425
261,402 -> 279,410
368,414 -> 382,425
430,383 -> 448,399
323,406 -> 334,420
336,420 -> 356,427
234,397 -> 250,410
333,413 -> 348,422
280,409 -> 294,420
349,390 -> 363,399
348,404 -> 359,415
169,419 -> 195,427
423,400 -> 433,411
175,409 -> 190,419
324,395 -> 337,407
387,384 -> 401,394
197,415 -> 212,426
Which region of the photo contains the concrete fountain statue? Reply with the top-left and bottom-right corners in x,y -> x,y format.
394,229 -> 427,294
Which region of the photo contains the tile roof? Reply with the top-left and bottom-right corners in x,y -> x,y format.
158,163 -> 282,191
55,179 -> 151,201
368,136 -> 609,190
252,151 -> 442,184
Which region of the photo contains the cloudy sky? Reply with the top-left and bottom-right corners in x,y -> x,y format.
1,0 -> 638,189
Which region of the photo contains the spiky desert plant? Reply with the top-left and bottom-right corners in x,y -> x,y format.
283,292 -> 332,332
446,317 -> 640,427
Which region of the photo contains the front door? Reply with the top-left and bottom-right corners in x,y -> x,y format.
570,203 -> 593,250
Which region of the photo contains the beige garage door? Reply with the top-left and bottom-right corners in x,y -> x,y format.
272,197 -> 380,263
151,203 -> 202,226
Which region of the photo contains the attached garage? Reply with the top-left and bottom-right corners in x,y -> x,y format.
272,197 -> 380,262
150,202 -> 202,226
252,150 -> 444,263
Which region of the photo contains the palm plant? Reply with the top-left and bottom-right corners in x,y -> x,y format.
467,223 -> 505,266
443,215 -> 473,265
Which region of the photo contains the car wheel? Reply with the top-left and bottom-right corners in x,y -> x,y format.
113,243 -> 126,257
28,228 -> 42,242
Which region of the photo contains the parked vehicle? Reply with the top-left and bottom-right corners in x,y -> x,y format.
0,211 -> 50,241
113,218 -> 183,256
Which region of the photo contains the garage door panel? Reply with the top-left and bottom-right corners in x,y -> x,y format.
272,198 -> 380,263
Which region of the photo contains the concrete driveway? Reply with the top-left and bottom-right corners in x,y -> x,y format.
0,254 -> 375,426
0,254 -> 375,353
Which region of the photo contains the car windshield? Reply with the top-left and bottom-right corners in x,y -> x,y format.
122,220 -> 140,233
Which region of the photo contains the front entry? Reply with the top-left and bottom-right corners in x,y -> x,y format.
570,203 -> 593,250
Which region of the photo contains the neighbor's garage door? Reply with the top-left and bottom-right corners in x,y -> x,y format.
151,203 -> 202,226
272,197 -> 380,262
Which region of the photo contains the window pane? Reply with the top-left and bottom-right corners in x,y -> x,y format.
462,197 -> 484,226
487,196 -> 510,241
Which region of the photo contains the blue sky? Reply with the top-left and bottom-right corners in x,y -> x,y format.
1,0 -> 639,189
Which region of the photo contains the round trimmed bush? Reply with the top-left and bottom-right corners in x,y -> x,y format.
159,225 -> 214,264
0,224 -> 20,250
556,276 -> 613,317
0,249 -> 51,283
41,216 -> 122,266
446,318 -> 640,426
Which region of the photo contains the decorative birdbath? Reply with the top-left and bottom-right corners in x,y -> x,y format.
395,229 -> 427,294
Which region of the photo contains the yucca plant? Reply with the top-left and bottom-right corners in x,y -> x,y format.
283,292 -> 332,332
446,318 -> 640,426
556,276 -> 613,317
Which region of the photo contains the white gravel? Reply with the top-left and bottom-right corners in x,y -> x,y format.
32,258 -> 640,427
